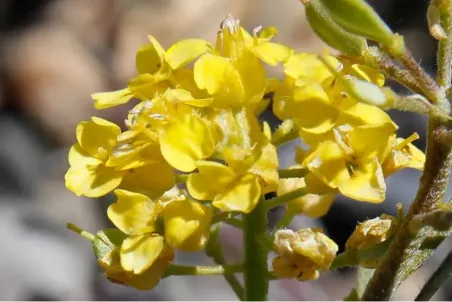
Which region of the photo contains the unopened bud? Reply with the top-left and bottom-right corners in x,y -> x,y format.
346,214 -> 397,250
302,0 -> 368,56
319,0 -> 395,46
272,228 -> 338,280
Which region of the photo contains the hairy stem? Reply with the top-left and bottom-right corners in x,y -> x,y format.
243,197 -> 269,300
354,47 -> 424,96
362,118 -> 452,300
436,0 -> 452,89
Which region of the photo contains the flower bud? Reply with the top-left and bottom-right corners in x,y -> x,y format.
319,0 -> 395,45
346,214 -> 397,250
302,0 -> 368,56
345,77 -> 388,107
272,228 -> 338,280
93,229 -> 174,291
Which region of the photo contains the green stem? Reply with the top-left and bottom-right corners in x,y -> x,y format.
264,188 -> 306,211
362,118 -> 452,300
355,47 -> 424,96
415,249 -> 452,301
243,197 -> 269,300
436,1 -> 452,90
385,44 -> 448,110
164,264 -> 243,277
278,168 -> 308,179
66,223 -> 95,241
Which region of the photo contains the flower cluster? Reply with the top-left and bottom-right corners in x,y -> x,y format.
65,15 -> 426,288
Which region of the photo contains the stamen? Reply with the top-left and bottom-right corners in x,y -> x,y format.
394,132 -> 420,151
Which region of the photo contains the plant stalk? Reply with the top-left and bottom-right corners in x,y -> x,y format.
243,197 -> 269,300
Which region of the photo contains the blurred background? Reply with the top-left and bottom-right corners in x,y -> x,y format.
0,0 -> 451,300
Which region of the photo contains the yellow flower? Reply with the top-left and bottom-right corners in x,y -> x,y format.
303,123 -> 397,203
107,189 -> 173,274
187,137 -> 279,213
277,165 -> 336,218
272,228 -> 338,281
382,132 -> 426,176
283,53 -> 340,85
161,198 -> 213,252
187,160 -> 261,213
126,95 -> 216,173
91,227 -> 173,291
345,214 -> 397,250
65,117 -> 124,197
92,35 -> 169,109
240,24 -> 292,66
99,242 -> 173,291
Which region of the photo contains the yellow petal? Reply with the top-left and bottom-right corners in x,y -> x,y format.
348,123 -> 397,161
235,50 -> 267,106
107,189 -> 160,235
339,159 -> 386,203
120,163 -> 176,198
68,143 -> 102,168
187,161 -> 236,200
289,84 -> 339,134
164,39 -> 212,69
65,165 -> 124,198
164,88 -> 213,107
194,53 -> 244,102
251,42 -> 291,66
76,117 -> 121,160
160,114 -> 215,172
136,42 -> 164,75
338,102 -> 394,127
213,174 -> 261,213
128,74 -> 170,100
120,235 -> 164,274
303,141 -> 350,188
92,88 -> 134,110
284,53 -> 339,83
162,199 -> 213,251
249,143 -> 279,193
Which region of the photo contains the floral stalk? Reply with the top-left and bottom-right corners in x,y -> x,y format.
243,197 -> 269,300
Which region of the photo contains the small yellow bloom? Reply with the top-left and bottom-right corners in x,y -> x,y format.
303,123 -> 397,203
65,117 -> 124,197
272,228 -> 338,281
99,243 -> 173,291
162,198 -> 213,252
346,214 -> 397,250
187,160 -> 261,213
107,189 -> 172,274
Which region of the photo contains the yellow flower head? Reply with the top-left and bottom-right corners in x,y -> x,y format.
107,189 -> 172,274
272,228 -> 338,281
162,198 -> 213,252
303,123 -> 397,203
345,214 -> 397,250
65,117 -> 124,197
